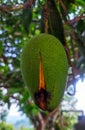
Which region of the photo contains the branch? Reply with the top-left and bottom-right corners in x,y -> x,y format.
36,113 -> 45,130
0,4 -> 25,12
67,13 -> 85,26
65,13 -> 85,93
46,107 -> 59,122
0,0 -> 36,12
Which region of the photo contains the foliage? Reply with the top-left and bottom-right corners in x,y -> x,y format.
0,122 -> 14,130
0,0 -> 85,129
18,127 -> 33,130
61,112 -> 77,130
0,103 -> 8,121
60,93 -> 78,130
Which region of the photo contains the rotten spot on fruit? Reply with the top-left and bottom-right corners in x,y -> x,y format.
34,52 -> 51,111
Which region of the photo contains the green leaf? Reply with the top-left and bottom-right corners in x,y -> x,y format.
21,88 -> 30,103
0,42 -> 3,56
76,0 -> 85,6
21,8 -> 32,34
8,88 -> 22,94
76,20 -> 85,33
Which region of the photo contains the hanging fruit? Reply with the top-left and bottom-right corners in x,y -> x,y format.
20,33 -> 68,111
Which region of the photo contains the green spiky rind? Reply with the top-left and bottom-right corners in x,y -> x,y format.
20,33 -> 68,111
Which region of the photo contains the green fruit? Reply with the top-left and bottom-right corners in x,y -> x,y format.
20,33 -> 68,111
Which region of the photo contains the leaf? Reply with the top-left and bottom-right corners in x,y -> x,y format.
76,0 -> 85,6
0,42 -> 3,56
21,88 -> 30,103
76,20 -> 85,33
8,88 -> 22,94
41,0 -> 66,45
21,8 -> 32,34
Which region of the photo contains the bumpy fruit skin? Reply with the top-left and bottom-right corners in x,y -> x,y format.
20,33 -> 68,111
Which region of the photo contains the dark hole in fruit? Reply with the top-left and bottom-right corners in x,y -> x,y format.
34,88 -> 51,111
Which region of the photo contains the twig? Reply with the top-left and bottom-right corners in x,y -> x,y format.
58,0 -> 67,14
43,2 -> 49,33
